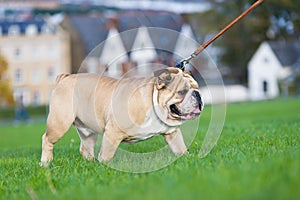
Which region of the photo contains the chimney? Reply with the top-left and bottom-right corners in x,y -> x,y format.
105,12 -> 119,30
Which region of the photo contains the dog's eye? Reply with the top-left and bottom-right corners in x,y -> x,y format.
178,89 -> 188,96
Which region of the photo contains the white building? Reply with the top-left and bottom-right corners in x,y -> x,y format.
99,27 -> 128,78
248,40 -> 300,100
131,26 -> 157,74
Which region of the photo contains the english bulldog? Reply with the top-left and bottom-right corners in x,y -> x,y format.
40,67 -> 204,166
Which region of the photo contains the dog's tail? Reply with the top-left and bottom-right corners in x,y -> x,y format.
56,73 -> 70,84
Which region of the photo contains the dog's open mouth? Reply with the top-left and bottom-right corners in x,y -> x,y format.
170,104 -> 182,116
170,104 -> 201,120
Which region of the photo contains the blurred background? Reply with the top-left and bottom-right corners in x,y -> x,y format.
0,0 -> 299,122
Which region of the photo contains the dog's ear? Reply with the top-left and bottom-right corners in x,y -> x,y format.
154,69 -> 173,90
184,70 -> 192,76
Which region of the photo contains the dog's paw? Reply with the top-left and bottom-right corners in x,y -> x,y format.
39,161 -> 50,168
98,158 -> 109,164
98,155 -> 113,164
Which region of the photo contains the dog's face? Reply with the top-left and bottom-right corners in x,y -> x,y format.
153,67 -> 204,126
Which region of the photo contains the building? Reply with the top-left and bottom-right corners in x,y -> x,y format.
0,18 -> 71,105
61,11 -> 206,77
248,40 -> 300,100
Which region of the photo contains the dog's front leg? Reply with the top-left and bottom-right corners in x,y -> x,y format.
164,128 -> 187,155
98,131 -> 124,163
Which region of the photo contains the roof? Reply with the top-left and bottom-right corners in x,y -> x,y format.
68,11 -> 183,56
118,11 -> 182,32
268,40 -> 300,67
0,19 -> 46,35
266,40 -> 300,82
69,15 -> 108,54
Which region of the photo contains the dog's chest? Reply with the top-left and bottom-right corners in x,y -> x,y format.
123,108 -> 176,143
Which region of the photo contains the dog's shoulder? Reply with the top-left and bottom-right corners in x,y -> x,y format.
56,73 -> 70,84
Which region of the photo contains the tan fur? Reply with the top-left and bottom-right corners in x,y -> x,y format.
55,73 -> 70,84
40,68 -> 202,166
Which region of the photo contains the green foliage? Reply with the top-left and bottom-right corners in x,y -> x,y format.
0,54 -> 14,106
0,98 -> 299,200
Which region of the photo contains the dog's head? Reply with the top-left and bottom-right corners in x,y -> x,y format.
153,67 -> 204,126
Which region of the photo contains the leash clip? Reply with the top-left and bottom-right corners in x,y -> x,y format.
175,53 -> 196,71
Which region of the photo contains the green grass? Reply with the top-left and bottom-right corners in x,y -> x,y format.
0,98 -> 299,200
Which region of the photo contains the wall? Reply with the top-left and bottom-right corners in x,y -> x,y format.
0,27 -> 71,105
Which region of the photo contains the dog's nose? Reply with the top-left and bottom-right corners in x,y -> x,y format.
192,90 -> 203,108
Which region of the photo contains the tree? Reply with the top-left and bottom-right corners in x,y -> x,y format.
0,54 -> 15,106
188,0 -> 300,83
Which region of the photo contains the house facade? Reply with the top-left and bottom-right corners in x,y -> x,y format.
0,19 -> 71,105
248,40 -> 300,100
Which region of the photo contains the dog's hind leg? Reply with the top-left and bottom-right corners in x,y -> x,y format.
74,118 -> 98,160
40,109 -> 74,166
40,120 -> 73,166
40,86 -> 75,166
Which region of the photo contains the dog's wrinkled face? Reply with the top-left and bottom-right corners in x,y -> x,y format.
154,67 -> 204,126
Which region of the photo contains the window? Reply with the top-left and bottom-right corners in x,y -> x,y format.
48,67 -> 56,82
33,91 -> 40,105
263,80 -> 268,93
14,48 -> 21,58
26,24 -> 38,36
15,68 -> 23,84
263,57 -> 269,63
8,25 -> 20,36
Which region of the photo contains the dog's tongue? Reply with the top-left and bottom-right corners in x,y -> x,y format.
181,108 -> 201,120
192,108 -> 201,114
182,114 -> 194,120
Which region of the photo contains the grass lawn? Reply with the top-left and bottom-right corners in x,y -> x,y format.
0,98 -> 299,200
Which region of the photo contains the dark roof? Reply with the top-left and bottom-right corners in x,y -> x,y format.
118,11 -> 182,32
69,15 -> 108,54
0,19 -> 46,35
68,11 -> 183,56
268,40 -> 300,67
